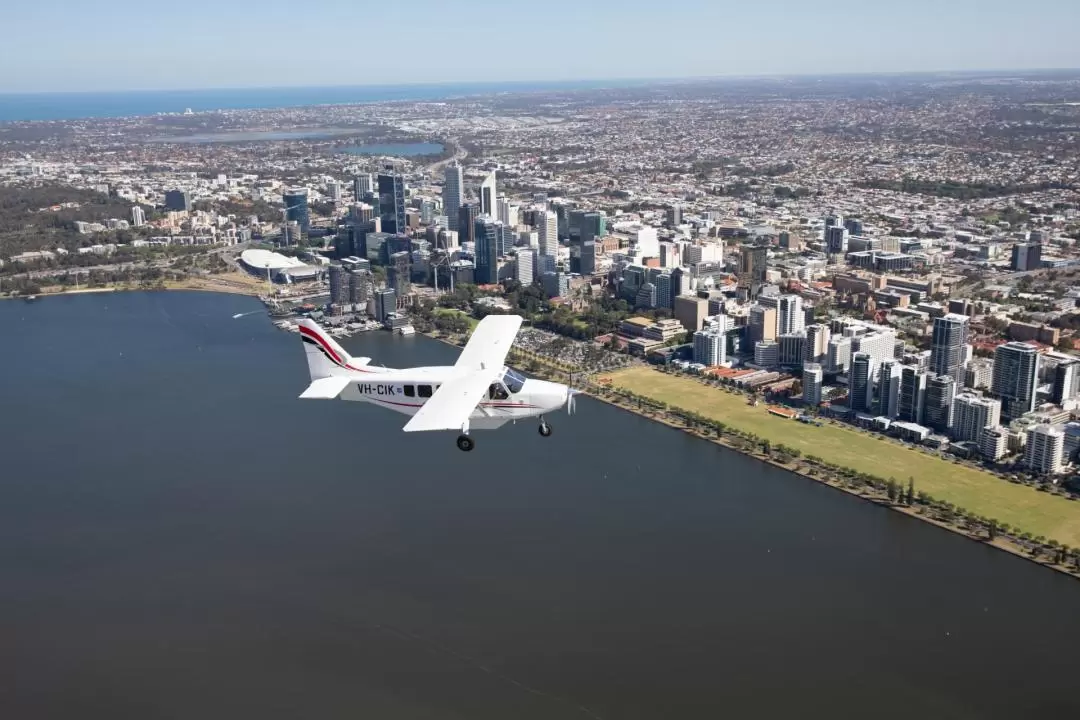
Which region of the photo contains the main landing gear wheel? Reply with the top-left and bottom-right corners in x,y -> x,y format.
538,421 -> 552,437
456,435 -> 475,452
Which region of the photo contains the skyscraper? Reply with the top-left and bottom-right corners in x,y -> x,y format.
778,295 -> 805,336
992,341 -> 1040,422
827,336 -> 853,374
515,248 -> 536,285
850,352 -> 875,413
377,171 -> 406,235
929,313 -> 970,384
923,375 -> 956,433
283,187 -> 310,237
130,206 -> 145,227
538,210 -> 558,259
374,287 -> 396,324
655,272 -> 673,310
748,305 -> 777,344
458,202 -> 479,245
952,393 -> 1001,442
803,363 -> 824,406
825,226 -> 849,255
479,171 -> 497,217
353,173 -> 373,199
804,324 -> 831,365
899,366 -> 928,424
443,164 -> 462,232
474,217 -> 498,284
877,359 -> 902,418
1053,360 -> 1080,405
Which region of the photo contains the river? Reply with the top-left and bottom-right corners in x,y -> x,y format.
2,291 -> 1078,719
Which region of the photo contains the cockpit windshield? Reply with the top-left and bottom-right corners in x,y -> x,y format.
502,368 -> 527,394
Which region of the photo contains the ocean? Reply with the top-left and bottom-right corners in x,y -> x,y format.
2,291 -> 1080,719
0,80 -> 645,123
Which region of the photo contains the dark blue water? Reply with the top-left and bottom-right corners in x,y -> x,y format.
2,291 -> 1080,719
0,80 -> 644,123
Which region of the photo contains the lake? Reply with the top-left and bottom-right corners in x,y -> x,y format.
2,291 -> 1079,719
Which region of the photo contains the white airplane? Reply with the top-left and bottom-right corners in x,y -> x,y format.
296,315 -> 577,451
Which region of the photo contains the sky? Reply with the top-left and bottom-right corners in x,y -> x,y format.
2,0 -> 1080,93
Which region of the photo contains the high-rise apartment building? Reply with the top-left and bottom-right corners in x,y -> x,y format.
804,324 -> 831,365
1024,424 -> 1065,474
515,248 -> 535,285
952,393 -> 1001,442
693,323 -> 727,367
803,363 -> 824,406
992,341 -> 1040,422
778,295 -> 805,336
827,336 -> 853,374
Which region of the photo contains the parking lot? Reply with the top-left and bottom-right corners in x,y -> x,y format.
514,328 -> 632,373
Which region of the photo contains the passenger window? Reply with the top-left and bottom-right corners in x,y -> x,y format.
418,385 -> 432,398
403,385 -> 415,397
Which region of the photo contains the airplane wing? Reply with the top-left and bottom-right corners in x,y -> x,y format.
402,367 -> 502,433
298,376 -> 351,400
454,314 -> 523,371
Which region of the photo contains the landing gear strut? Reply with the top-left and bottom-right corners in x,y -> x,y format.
456,434 -> 475,452
538,417 -> 552,437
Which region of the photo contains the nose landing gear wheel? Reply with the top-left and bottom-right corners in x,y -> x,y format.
456,435 -> 475,452
538,421 -> 552,437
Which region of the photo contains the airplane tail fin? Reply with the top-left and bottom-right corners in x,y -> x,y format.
298,319 -> 375,379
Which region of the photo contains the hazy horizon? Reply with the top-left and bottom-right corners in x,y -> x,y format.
3,0 -> 1079,93
1,67 -> 1079,97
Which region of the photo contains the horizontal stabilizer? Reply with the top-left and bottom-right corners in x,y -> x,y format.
299,377 -> 351,400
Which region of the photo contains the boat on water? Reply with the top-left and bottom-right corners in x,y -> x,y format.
24,295 -> 37,303
396,325 -> 415,336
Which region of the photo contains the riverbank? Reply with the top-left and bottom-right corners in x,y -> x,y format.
1,271 -> 265,301
416,329 -> 1080,579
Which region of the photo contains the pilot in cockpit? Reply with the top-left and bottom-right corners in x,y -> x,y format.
489,368 -> 527,400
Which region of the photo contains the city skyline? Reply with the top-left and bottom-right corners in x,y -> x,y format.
2,0 -> 1080,93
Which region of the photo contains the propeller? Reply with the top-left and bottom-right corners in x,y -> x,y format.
566,387 -> 579,416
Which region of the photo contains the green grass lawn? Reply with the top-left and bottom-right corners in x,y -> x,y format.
434,308 -> 479,330
602,366 -> 1080,547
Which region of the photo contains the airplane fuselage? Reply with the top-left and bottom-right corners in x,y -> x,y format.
335,365 -> 568,430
